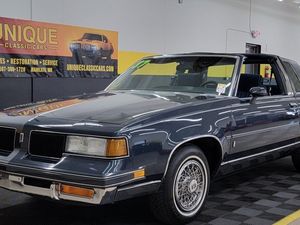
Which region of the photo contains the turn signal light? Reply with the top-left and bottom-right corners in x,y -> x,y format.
60,184 -> 95,198
133,169 -> 145,179
106,139 -> 128,157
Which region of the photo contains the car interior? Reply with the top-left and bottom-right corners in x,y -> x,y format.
236,57 -> 285,98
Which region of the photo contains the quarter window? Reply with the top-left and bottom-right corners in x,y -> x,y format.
237,59 -> 285,98
283,61 -> 300,92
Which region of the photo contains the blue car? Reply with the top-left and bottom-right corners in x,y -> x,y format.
0,53 -> 300,224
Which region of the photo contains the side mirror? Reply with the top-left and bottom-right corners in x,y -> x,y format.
249,87 -> 267,104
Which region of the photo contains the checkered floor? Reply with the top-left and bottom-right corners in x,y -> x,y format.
193,157 -> 300,225
0,157 -> 299,225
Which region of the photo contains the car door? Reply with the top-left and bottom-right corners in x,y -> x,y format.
224,56 -> 299,164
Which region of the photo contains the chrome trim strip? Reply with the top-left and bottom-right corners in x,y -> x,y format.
162,135 -> 223,180
232,95 -> 297,105
27,129 -> 130,160
232,123 -> 299,138
221,140 -> 300,166
149,54 -> 240,59
228,56 -> 242,97
19,133 -> 24,143
117,180 -> 161,192
0,161 -> 137,179
0,168 -> 144,189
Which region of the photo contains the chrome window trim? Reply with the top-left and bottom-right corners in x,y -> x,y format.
162,134 -> 224,180
232,94 -> 297,102
27,129 -> 130,160
228,56 -> 242,97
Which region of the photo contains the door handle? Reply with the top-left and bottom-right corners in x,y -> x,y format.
288,102 -> 299,117
289,102 -> 298,108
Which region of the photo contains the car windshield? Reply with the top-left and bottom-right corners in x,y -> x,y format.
82,33 -> 101,41
108,56 -> 237,95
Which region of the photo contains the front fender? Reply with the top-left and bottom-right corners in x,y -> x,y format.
125,113 -> 232,181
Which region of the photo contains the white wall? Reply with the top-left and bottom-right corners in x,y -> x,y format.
0,0 -> 300,61
164,0 -> 300,61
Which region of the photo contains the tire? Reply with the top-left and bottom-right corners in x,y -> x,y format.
292,150 -> 300,172
150,145 -> 210,225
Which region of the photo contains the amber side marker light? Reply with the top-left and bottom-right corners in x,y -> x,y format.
106,138 -> 128,157
133,169 -> 145,179
60,184 -> 95,198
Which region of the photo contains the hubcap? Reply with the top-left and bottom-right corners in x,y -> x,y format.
174,158 -> 207,214
189,179 -> 198,193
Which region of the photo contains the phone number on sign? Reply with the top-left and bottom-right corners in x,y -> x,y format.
0,66 -> 26,72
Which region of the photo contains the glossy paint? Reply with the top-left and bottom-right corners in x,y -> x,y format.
0,53 -> 299,204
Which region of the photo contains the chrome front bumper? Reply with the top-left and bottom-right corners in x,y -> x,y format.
0,172 -> 116,204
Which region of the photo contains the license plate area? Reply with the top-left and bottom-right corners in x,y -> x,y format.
24,177 -> 52,188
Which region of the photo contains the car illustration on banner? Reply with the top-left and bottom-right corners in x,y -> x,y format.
69,33 -> 114,60
1,53 -> 300,224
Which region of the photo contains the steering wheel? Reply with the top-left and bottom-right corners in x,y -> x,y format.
200,81 -> 218,87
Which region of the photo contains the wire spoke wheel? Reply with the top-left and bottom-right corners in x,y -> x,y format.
173,157 -> 207,215
150,146 -> 210,224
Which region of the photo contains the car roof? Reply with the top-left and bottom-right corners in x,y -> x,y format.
151,52 -> 280,60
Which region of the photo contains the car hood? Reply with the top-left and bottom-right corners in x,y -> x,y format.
1,91 -> 225,126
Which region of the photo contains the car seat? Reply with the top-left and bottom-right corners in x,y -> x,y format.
176,73 -> 205,87
237,73 -> 263,98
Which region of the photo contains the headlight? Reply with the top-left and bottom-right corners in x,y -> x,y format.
65,136 -> 128,157
91,45 -> 99,51
70,43 -> 79,50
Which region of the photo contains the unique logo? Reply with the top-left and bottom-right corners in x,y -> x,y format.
0,23 -> 58,50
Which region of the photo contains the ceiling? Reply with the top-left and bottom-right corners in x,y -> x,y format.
275,0 -> 300,8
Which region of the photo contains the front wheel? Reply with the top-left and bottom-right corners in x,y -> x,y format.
292,150 -> 300,172
150,145 -> 210,225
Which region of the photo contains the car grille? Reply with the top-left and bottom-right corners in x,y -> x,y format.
0,127 -> 16,155
29,131 -> 66,159
81,44 -> 91,50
